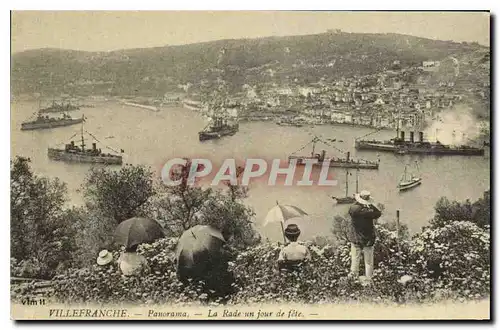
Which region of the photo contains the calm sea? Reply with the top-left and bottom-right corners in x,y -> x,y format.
11,100 -> 491,242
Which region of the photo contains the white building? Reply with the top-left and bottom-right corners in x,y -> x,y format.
422,61 -> 441,72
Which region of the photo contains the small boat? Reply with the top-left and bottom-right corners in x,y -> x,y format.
276,119 -> 304,127
47,117 -> 123,165
398,162 -> 422,191
332,168 -> 359,204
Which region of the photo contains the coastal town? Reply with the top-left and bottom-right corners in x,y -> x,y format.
174,54 -> 490,133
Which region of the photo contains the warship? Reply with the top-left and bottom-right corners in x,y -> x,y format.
355,130 -> 485,156
21,113 -> 84,131
289,136 -> 379,170
47,118 -> 123,165
39,99 -> 80,113
198,90 -> 239,141
199,117 -> 239,141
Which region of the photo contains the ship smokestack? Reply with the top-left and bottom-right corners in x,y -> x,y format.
321,150 -> 326,162
346,151 -> 350,161
400,131 -> 405,141
92,143 -> 96,150
410,132 -> 414,143
419,132 -> 424,142
70,141 -> 75,146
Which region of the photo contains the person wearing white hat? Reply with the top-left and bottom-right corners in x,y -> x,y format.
118,245 -> 150,276
348,190 -> 382,281
96,249 -> 113,266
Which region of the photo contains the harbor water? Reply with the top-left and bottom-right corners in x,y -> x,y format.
11,100 -> 491,242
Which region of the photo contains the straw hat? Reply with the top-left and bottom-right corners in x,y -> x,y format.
354,190 -> 377,208
96,249 -> 113,266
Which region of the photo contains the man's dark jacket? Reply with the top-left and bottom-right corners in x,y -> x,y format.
348,202 -> 382,247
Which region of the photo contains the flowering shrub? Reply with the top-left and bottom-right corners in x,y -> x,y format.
11,258 -> 44,279
227,242 -> 350,305
53,238 -> 231,305
226,224 -> 418,305
49,221 -> 489,305
408,221 -> 490,300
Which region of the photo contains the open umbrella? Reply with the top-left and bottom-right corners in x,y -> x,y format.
264,201 -> 308,243
175,225 -> 227,282
113,217 -> 165,249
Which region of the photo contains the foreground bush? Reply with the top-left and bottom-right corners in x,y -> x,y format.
53,238 -> 231,305
50,221 -> 490,305
11,156 -> 74,279
227,224 -> 413,304
408,221 -> 490,300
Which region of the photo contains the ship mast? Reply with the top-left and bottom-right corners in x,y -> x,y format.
396,107 -> 401,139
80,115 -> 85,151
311,137 -> 317,157
345,169 -> 349,197
355,168 -> 359,194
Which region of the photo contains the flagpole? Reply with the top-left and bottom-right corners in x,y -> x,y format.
280,221 -> 287,245
277,200 -> 287,244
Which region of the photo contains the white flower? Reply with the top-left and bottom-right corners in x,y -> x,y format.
397,275 -> 413,285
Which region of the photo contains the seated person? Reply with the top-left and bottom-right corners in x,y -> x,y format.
278,224 -> 311,270
118,244 -> 150,276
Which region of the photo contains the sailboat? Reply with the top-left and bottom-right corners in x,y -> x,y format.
397,161 -> 422,191
47,116 -> 123,165
331,168 -> 359,204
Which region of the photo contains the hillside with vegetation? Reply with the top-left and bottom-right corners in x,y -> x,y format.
11,31 -> 487,97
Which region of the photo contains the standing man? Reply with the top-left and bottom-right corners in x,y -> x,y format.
348,190 -> 382,281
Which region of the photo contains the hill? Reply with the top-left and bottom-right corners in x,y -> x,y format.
11,31 -> 488,97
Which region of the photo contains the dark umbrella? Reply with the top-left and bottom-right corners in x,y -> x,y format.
175,225 -> 226,264
113,217 -> 165,249
175,225 -> 227,282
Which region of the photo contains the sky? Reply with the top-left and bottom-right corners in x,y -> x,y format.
11,11 -> 490,53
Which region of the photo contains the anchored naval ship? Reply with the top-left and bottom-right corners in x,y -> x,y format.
355,130 -> 485,156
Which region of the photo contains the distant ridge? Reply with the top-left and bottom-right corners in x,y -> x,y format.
11,31 -> 488,97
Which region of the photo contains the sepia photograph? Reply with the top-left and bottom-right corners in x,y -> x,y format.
9,10 -> 491,320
